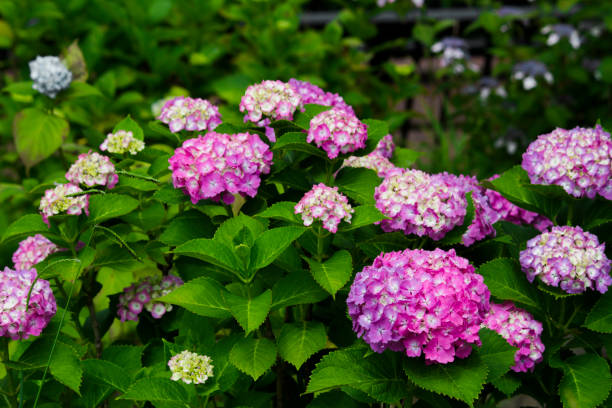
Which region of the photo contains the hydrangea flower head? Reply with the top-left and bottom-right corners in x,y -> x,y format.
522,125 -> 612,199
431,37 -> 474,73
342,154 -> 396,178
520,226 -> 611,294
158,97 -> 222,133
168,132 -> 273,204
288,79 -> 354,113
65,151 -> 118,189
294,183 -> 354,233
307,108 -> 368,159
12,235 -> 59,270
542,24 -> 581,49
347,248 -> 490,363
512,60 -> 553,90
240,80 -> 300,125
484,302 -> 545,373
100,130 -> 145,155
168,350 -> 214,384
39,183 -> 89,226
117,275 -> 183,322
29,56 -> 72,98
0,267 -> 56,340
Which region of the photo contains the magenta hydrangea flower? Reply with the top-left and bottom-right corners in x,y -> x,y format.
373,134 -> 395,158
39,183 -> 89,226
100,130 -> 145,155
12,235 -> 59,270
0,267 -> 56,340
288,79 -> 354,113
522,125 -> 612,199
240,80 -> 301,125
294,183 -> 354,233
168,132 -> 273,204
117,275 -> 183,322
520,226 -> 612,294
347,248 -> 490,364
158,96 -> 222,133
307,108 -> 368,159
484,302 -> 545,373
65,151 -> 118,189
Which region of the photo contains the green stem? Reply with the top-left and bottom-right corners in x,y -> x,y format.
0,338 -> 17,408
116,170 -> 160,184
562,304 -> 582,332
566,201 -> 574,226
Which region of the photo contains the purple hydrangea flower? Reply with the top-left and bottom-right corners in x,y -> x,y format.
520,226 -> 612,294
542,24 -> 581,49
307,108 -> 368,159
347,248 -> 490,364
100,130 -> 145,155
431,37 -> 475,73
39,183 -> 89,226
65,151 -> 118,189
294,183 -> 354,233
158,97 -> 222,133
118,275 -> 183,322
373,134 -> 395,159
12,235 -> 59,270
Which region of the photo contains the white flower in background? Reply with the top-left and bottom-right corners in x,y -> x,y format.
29,56 -> 72,98
541,24 -> 581,49
464,77 -> 507,101
512,61 -> 553,90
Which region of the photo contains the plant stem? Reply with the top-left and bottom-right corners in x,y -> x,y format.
86,296 -> 102,357
276,359 -> 284,408
0,338 -> 17,408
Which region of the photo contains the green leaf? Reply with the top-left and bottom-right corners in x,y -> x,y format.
227,290 -> 272,335
64,82 -> 102,99
490,373 -> 521,396
229,337 -> 277,380
477,328 -> 517,381
160,210 -> 214,246
391,147 -> 421,168
214,213 -> 265,246
81,359 -> 131,392
403,353 -> 488,407
339,205 -> 385,231
1,213 -> 48,242
362,119 -> 389,153
249,226 -> 306,271
294,104 -> 332,130
101,345 -> 144,376
278,322 -> 326,369
559,354 -> 612,408
157,276 -> 231,319
13,108 -> 69,168
271,272 -> 329,310
153,184 -> 189,204
477,258 -> 541,310
335,167 -> 381,205
119,377 -> 189,403
584,291 -> 612,333
35,256 -> 81,280
271,132 -> 327,158
113,115 -> 144,140
3,81 -> 36,96
87,194 -> 139,224
256,201 -> 300,224
174,238 -> 241,272
306,250 -> 352,297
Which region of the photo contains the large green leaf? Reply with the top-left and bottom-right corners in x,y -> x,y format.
81,359 -> 131,392
334,168 -> 381,205
403,353 -> 488,407
277,322 -> 327,369
272,132 -> 328,158
584,291 -> 612,333
87,194 -> 139,224
477,328 -> 517,381
173,238 -> 241,272
362,119 -> 389,153
229,337 -> 277,380
153,184 -> 189,204
13,108 -> 69,168
159,210 -> 214,246
256,201 -> 301,224
391,147 -> 421,167
101,345 -> 144,376
113,115 -> 144,140
559,354 -> 612,408
227,290 -> 272,335
306,250 -> 352,297
157,276 -> 232,318
271,272 -> 329,310
477,258 -> 541,310
214,213 -> 265,246
249,226 -> 306,271
119,377 -> 189,404
339,205 -> 385,232
1,213 -> 49,242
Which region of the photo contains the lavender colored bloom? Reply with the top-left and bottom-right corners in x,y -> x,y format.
100,130 -> 145,155
295,183 -> 354,233
118,275 -> 183,322
520,226 -> 612,294
29,56 -> 72,98
288,79 -> 354,114
373,135 -> 395,159
307,108 -> 368,159
158,97 -> 222,133
522,125 -> 612,199
541,24 -> 581,49
65,151 -> 118,189
0,267 -> 56,340
431,37 -> 472,73
12,235 -> 59,270
512,61 -> 553,90
168,350 -> 214,384
347,248 -> 490,363
39,183 -> 89,226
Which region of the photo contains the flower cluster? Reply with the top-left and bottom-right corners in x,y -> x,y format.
39,183 -> 89,225
373,134 -> 395,158
377,0 -> 424,8
168,132 -> 273,204
307,108 -> 368,159
484,302 -> 545,373
240,80 -> 301,125
520,226 -> 612,294
295,183 -> 354,233
65,151 -> 118,189
29,55 -> 72,98
431,37 -> 474,73
100,130 -> 145,155
117,275 -> 184,322
342,154 -> 396,178
522,125 -> 612,200
12,235 -> 59,270
168,350 -> 214,385
288,79 -> 354,113
347,248 -> 490,363
512,60 -> 553,90
542,24 -> 581,49
158,96 -> 222,133
0,267 -> 56,340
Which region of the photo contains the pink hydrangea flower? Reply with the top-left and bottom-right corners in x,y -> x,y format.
522,125 -> 612,199
373,134 -> 395,158
294,183 -> 354,233
342,153 -> 396,178
347,248 -> 490,364
240,80 -> 301,125
65,151 -> 118,189
288,78 -> 354,113
520,226 -> 612,294
0,267 -> 56,340
484,302 -> 545,373
117,275 -> 183,322
158,97 -> 222,133
12,235 -> 59,270
168,132 -> 273,204
100,130 -> 145,155
39,183 -> 89,226
307,108 -> 368,159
